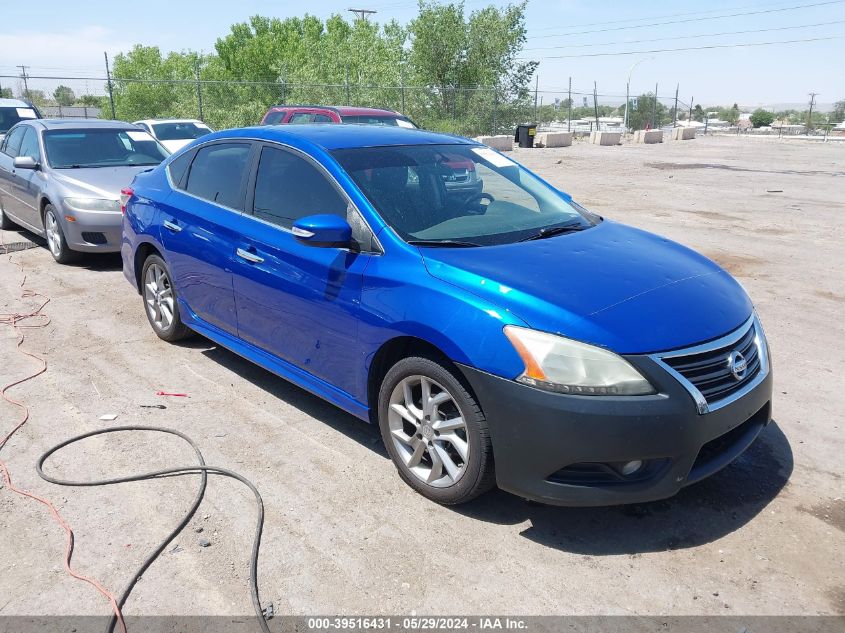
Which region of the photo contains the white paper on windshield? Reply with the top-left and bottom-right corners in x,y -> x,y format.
16,108 -> 37,119
471,146 -> 515,168
396,119 -> 415,129
126,130 -> 154,142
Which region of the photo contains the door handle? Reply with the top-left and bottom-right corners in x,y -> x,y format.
236,247 -> 264,264
163,220 -> 182,233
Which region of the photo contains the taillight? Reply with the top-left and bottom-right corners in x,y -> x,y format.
120,187 -> 133,214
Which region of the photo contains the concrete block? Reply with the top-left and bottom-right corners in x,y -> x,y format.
671,127 -> 696,140
590,131 -> 622,146
535,132 -> 573,148
634,130 -> 664,144
474,135 -> 513,151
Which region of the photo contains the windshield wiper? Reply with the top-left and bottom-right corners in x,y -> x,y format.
407,239 -> 483,248
517,222 -> 587,242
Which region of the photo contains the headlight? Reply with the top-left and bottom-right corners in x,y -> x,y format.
503,326 -> 655,395
63,197 -> 121,212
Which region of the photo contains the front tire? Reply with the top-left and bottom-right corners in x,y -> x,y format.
44,204 -> 81,264
141,254 -> 191,342
378,356 -> 495,505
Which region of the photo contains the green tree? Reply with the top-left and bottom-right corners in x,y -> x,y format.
832,99 -> 845,123
79,94 -> 104,107
624,93 -> 667,130
53,85 -> 76,106
749,108 -> 774,128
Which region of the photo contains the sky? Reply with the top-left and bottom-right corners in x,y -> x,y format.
1,0 -> 843,110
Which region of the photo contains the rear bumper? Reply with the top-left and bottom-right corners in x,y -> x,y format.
457,355 -> 772,507
61,208 -> 122,253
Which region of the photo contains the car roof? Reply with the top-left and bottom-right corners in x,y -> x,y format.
33,118 -> 142,131
265,105 -> 406,117
211,124 -> 476,151
0,98 -> 34,108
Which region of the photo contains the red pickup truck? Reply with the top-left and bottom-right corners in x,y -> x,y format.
259,105 -> 417,128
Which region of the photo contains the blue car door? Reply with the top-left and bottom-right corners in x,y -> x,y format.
160,141 -> 254,335
230,143 -> 374,400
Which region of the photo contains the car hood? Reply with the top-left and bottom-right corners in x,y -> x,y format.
160,139 -> 191,153
420,220 -> 752,354
51,166 -> 154,199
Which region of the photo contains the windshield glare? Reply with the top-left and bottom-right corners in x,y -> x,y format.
44,129 -> 170,169
332,144 -> 595,246
152,122 -> 211,141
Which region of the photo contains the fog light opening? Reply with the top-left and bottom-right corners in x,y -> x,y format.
619,460 -> 643,476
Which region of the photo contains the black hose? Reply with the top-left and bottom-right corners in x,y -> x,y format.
35,425 -> 269,633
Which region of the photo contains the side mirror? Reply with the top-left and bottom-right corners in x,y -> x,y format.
292,214 -> 353,248
13,156 -> 38,170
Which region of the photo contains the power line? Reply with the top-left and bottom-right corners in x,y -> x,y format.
523,19 -> 845,51
530,0 -> 845,40
520,34 -> 845,60
527,0 -> 826,32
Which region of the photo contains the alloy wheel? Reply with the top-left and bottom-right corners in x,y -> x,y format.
144,263 -> 175,331
387,375 -> 469,487
45,211 -> 62,257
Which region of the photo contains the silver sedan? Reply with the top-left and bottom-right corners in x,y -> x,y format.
0,118 -> 169,263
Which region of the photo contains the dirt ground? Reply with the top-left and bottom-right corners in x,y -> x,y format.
1,135 -> 843,621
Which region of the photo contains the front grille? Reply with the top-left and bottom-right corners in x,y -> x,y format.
662,321 -> 761,405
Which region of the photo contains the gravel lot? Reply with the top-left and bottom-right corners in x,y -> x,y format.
1,134 -> 843,621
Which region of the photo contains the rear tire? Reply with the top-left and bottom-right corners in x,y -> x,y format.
141,254 -> 192,342
43,204 -> 81,264
378,356 -> 495,505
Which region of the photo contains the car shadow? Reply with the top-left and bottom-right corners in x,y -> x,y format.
79,252 -> 123,271
187,337 -> 792,554
192,339 -> 387,458
455,421 -> 793,554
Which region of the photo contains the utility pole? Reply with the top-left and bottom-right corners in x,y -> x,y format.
17,65 -> 31,102
673,83 -> 679,125
688,96 -> 694,124
652,82 -> 658,129
348,8 -> 377,21
567,76 -> 572,133
533,74 -> 539,122
593,81 -> 600,129
104,52 -> 116,119
345,64 -> 351,105
807,92 -> 818,134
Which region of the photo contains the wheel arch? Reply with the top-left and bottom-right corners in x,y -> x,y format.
133,241 -> 164,293
366,335 -> 476,424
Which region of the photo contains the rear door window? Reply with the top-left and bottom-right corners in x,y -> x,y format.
2,126 -> 26,157
289,112 -> 317,124
262,111 -> 286,125
184,142 -> 252,209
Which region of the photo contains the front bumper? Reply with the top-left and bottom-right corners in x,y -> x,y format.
458,355 -> 772,507
61,206 -> 122,253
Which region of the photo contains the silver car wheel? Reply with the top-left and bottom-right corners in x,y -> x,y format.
45,210 -> 62,257
388,375 -> 469,488
144,263 -> 175,331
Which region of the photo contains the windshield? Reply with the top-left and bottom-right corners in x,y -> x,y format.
341,115 -> 416,128
44,129 -> 170,169
332,144 -> 596,246
0,106 -> 37,134
152,121 -> 212,141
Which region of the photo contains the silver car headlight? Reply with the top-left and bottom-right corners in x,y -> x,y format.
503,326 -> 656,395
63,197 -> 121,212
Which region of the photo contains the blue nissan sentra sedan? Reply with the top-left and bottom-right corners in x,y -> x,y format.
121,125 -> 772,507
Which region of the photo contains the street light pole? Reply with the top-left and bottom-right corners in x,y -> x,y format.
624,57 -> 652,132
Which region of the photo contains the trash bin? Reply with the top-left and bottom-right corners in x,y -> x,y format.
515,124 -> 537,148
